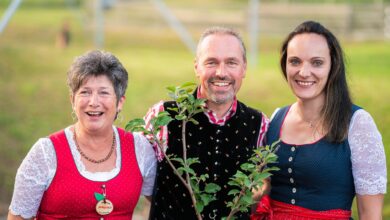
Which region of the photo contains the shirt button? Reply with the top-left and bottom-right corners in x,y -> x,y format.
216,150 -> 219,154
288,168 -> 292,173
291,199 -> 295,204
290,178 -> 294,183
292,188 -> 297,193
291,147 -> 296,152
288,156 -> 293,162
215,162 -> 219,165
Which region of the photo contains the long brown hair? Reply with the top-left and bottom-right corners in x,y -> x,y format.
280,21 -> 352,142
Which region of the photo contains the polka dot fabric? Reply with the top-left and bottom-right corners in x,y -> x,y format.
149,101 -> 263,220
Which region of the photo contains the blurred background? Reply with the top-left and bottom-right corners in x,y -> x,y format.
0,0 -> 389,219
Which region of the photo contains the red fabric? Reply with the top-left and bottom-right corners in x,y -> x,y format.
251,195 -> 351,220
197,86 -> 238,125
37,128 -> 142,219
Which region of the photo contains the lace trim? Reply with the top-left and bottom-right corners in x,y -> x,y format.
349,109 -> 387,195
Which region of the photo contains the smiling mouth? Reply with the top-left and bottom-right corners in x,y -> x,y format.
211,81 -> 231,87
86,111 -> 103,116
296,80 -> 315,86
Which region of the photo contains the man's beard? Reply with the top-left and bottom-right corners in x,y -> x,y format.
209,90 -> 235,104
206,76 -> 235,104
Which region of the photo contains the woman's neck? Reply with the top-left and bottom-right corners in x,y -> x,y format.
73,124 -> 113,150
294,98 -> 324,127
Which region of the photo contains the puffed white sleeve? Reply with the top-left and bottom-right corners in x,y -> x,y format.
349,109 -> 387,195
133,132 -> 157,196
9,138 -> 57,218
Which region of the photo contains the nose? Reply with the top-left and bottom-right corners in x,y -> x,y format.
89,92 -> 100,107
298,63 -> 311,78
215,63 -> 227,78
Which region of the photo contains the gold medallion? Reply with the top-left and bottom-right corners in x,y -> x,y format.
96,199 -> 114,215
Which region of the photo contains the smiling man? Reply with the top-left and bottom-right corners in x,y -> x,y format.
144,27 -> 269,220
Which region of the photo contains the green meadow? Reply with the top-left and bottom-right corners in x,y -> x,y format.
0,2 -> 389,218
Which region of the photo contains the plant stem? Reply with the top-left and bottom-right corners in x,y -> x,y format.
153,134 -> 188,188
181,119 -> 202,220
226,187 -> 247,219
152,121 -> 202,220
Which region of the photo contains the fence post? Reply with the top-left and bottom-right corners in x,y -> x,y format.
385,5 -> 390,39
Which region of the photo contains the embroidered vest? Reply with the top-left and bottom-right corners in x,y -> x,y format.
268,105 -> 361,211
149,101 -> 263,220
37,128 -> 142,219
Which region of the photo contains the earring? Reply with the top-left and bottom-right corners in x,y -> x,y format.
116,111 -> 123,123
71,109 -> 77,121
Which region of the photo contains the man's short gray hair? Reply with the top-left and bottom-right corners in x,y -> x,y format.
196,26 -> 247,63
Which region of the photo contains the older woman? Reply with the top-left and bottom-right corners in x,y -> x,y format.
8,50 -> 156,219
252,21 -> 386,219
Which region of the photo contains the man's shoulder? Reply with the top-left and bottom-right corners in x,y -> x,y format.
236,100 -> 262,116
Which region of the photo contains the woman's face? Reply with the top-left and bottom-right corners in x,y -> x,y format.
72,75 -> 124,133
285,33 -> 331,103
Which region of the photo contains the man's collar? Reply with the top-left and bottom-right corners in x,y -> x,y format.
196,86 -> 238,125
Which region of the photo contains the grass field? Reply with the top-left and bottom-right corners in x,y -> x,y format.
0,2 -> 389,218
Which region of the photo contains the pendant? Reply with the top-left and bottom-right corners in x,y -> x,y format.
96,199 -> 114,215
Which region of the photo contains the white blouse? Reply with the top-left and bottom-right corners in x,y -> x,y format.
271,108 -> 387,195
9,126 -> 157,219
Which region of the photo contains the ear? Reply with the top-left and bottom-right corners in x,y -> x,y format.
117,96 -> 126,111
194,58 -> 200,78
70,94 -> 75,109
242,62 -> 247,78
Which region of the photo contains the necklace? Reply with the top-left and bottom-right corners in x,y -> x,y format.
73,127 -> 115,164
307,120 -> 316,128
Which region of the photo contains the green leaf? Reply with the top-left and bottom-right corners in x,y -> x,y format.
254,172 -> 272,181
200,193 -> 216,207
168,92 -> 176,100
94,192 -> 105,201
204,183 -> 221,193
244,178 -> 252,187
125,126 -> 148,133
227,189 -> 240,196
199,174 -> 209,182
227,180 -> 241,187
180,81 -> 197,88
195,201 -> 204,213
188,118 -> 199,125
125,118 -> 145,131
242,194 -> 253,204
166,107 -> 178,112
186,157 -> 200,166
166,85 -> 176,92
175,114 -> 187,120
154,115 -> 173,127
182,166 -> 196,176
170,157 -> 184,165
176,96 -> 187,103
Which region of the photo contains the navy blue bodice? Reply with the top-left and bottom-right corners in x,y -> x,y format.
267,105 -> 360,211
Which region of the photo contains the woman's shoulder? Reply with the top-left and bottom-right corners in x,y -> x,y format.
270,105 -> 291,121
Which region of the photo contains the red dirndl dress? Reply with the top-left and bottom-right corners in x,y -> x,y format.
251,195 -> 351,220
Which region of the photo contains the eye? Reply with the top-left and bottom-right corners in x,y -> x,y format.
227,60 -> 238,66
205,61 -> 216,66
99,90 -> 112,96
288,58 -> 301,66
312,59 -> 324,67
78,90 -> 90,96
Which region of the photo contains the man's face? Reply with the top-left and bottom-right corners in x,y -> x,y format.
194,34 -> 246,105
